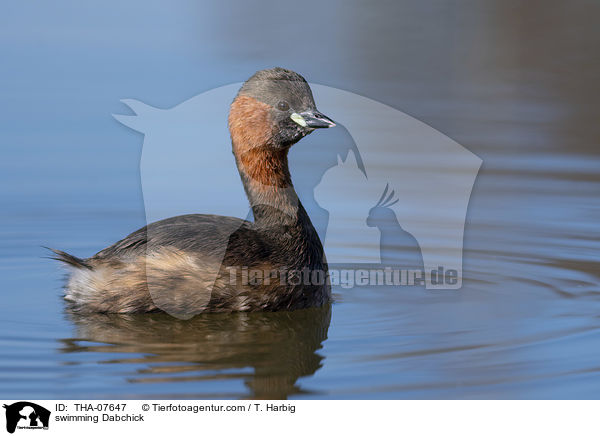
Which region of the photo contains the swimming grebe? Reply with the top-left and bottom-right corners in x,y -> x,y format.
52,67 -> 335,315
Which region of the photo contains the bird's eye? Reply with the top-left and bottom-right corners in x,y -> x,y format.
277,101 -> 290,111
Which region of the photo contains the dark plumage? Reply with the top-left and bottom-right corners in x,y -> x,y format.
52,67 -> 335,316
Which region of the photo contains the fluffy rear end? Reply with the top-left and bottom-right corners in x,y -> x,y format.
48,247 -> 156,312
47,248 -> 91,269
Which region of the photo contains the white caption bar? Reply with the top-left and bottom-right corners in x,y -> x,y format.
0,400 -> 597,435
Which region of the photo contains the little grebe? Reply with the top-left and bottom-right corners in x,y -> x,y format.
52,68 -> 335,315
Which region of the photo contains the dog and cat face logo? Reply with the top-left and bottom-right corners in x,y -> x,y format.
2,403 -> 50,433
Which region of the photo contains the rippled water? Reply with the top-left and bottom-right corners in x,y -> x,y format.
1,1 -> 599,399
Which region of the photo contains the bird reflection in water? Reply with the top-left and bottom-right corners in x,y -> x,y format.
59,304 -> 331,399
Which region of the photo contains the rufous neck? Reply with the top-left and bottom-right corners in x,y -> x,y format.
234,145 -> 302,225
229,94 -> 305,225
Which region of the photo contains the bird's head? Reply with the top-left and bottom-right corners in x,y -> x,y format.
229,67 -> 335,154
